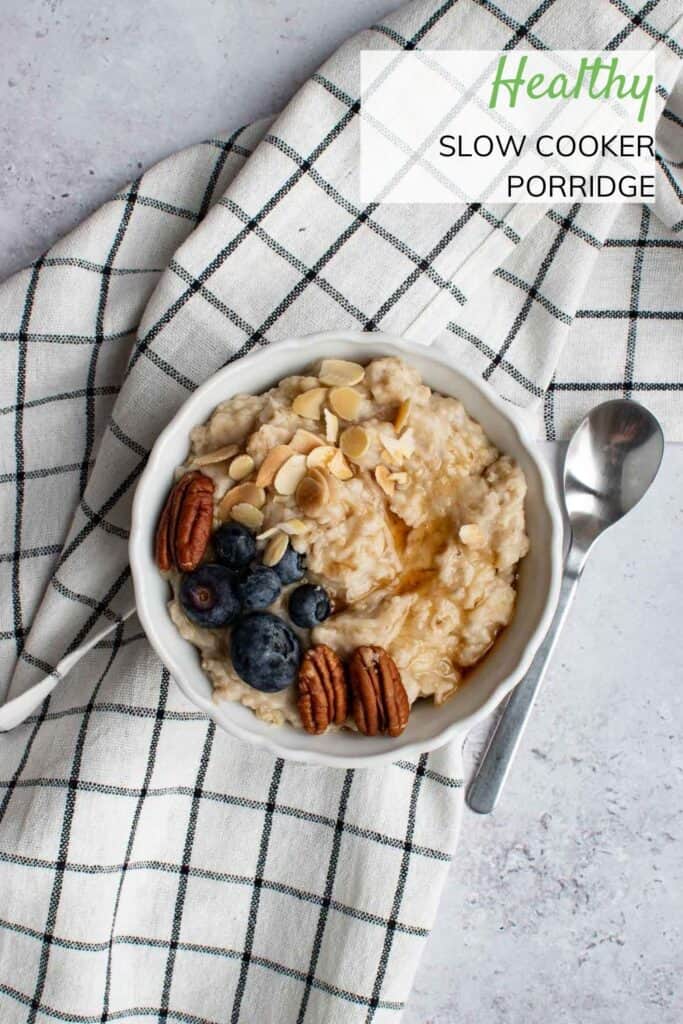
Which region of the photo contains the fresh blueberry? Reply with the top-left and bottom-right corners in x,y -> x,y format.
288,584 -> 331,629
237,566 -> 282,611
179,564 -> 240,628
271,543 -> 306,584
230,612 -> 301,691
213,522 -> 256,569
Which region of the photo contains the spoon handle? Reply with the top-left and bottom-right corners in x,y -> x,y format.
466,553 -> 582,814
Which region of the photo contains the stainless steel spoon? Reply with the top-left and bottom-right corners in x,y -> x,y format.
467,399 -> 664,814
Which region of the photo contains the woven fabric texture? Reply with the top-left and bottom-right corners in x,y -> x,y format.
0,1 -> 681,1021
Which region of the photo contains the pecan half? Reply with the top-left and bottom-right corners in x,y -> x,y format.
155,471 -> 214,573
297,644 -> 348,735
348,645 -> 409,738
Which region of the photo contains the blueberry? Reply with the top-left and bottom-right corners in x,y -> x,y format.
180,564 -> 240,628
288,584 -> 331,629
230,612 -> 301,691
271,543 -> 306,584
213,522 -> 256,569
237,566 -> 282,611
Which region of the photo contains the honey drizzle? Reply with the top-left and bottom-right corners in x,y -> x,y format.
384,509 -> 452,598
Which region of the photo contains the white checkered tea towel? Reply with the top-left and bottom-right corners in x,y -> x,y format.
0,0 -> 681,1021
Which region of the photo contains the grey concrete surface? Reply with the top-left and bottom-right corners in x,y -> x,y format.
1,3 -> 682,1022
0,0 -> 400,281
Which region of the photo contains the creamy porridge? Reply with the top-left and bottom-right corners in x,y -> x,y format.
155,357 -> 529,737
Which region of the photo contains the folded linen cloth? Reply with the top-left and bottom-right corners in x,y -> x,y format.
0,0 -> 681,1020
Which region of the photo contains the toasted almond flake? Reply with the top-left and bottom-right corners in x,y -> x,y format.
274,453 -> 308,495
340,425 -> 370,462
329,386 -> 361,421
324,408 -> 339,444
389,471 -> 408,485
309,466 -> 329,487
394,399 -> 411,435
257,526 -> 281,541
263,532 -> 289,567
255,445 -> 293,487
296,471 -> 329,517
381,427 -> 415,464
231,503 -> 264,529
292,387 -> 327,420
329,449 -> 354,480
459,523 -> 486,549
318,359 -> 365,387
375,464 -> 396,497
306,444 -> 337,469
190,443 -> 239,467
289,428 -> 325,454
280,518 -> 308,536
380,446 -> 402,466
228,454 -> 255,481
399,428 -> 415,455
217,482 -> 266,518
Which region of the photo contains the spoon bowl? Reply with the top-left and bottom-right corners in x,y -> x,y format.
564,399 -> 664,553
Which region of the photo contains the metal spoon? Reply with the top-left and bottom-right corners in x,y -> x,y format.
467,399 -> 664,814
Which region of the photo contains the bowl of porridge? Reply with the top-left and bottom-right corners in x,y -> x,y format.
130,330 -> 562,767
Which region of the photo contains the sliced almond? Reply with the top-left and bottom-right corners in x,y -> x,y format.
280,517 -> 309,536
228,454 -> 255,481
289,428 -> 325,455
399,428 -> 415,456
292,387 -> 327,420
306,444 -> 337,469
217,482 -> 266,518
329,386 -> 361,421
255,445 -> 293,487
296,470 -> 329,517
375,464 -> 396,497
274,453 -> 308,495
380,443 -> 403,466
340,425 -> 370,462
263,532 -> 289,567
308,466 -> 329,487
329,449 -> 354,480
324,408 -> 339,444
394,399 -> 411,435
318,359 -> 365,387
389,471 -> 408,485
231,503 -> 264,530
381,427 -> 415,464
257,526 -> 281,541
190,443 -> 239,467
459,523 -> 486,549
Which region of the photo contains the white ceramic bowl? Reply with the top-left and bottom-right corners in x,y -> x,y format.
130,330 -> 563,767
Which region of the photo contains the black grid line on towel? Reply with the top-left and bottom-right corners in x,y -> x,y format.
159,721 -> 216,1020
625,205 -> 651,397
11,257 -> 44,659
366,754 -> 428,1023
0,1 -> 680,1022
483,204 -> 581,381
80,180 -> 139,502
230,760 -> 285,1023
26,621 -> 125,1023
296,770 -> 354,1022
100,667 -> 170,1022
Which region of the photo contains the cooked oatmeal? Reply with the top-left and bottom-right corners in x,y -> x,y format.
162,356 -> 529,732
